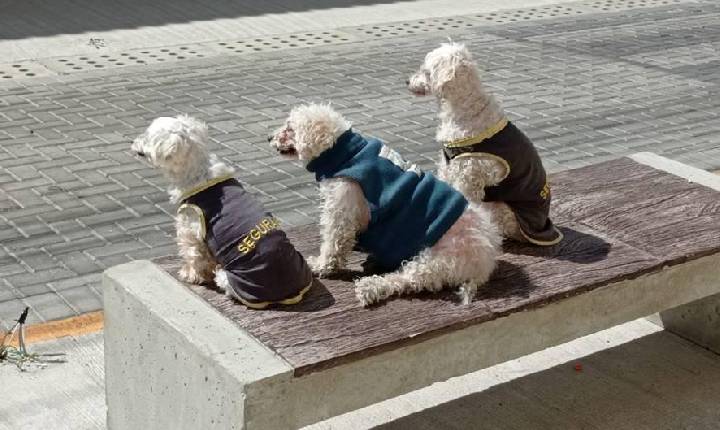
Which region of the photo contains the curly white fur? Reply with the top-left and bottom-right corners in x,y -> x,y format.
270,103 -> 501,306
408,42 -> 525,240
131,115 -> 234,293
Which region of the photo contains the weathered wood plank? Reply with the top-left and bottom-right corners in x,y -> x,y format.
156,222 -> 661,375
551,158 -> 720,261
153,157 -> 720,375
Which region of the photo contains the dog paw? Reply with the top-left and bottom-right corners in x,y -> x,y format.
355,286 -> 376,307
307,255 -> 341,277
354,276 -> 384,307
456,283 -> 477,305
179,266 -> 206,284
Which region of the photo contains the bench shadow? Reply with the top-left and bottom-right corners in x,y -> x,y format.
270,278 -> 336,312
200,277 -> 336,313
477,260 -> 537,301
503,226 -> 611,264
320,267 -> 368,282
312,254 -> 396,281
373,331 -> 720,430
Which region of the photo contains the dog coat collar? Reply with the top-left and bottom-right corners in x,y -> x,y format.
178,173 -> 236,202
442,118 -> 512,164
305,129 -> 363,175
443,117 -> 509,149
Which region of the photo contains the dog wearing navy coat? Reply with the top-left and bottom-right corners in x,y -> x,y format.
132,115 -> 312,309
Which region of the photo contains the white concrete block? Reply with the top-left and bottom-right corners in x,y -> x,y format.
104,250 -> 720,429
103,260 -> 292,430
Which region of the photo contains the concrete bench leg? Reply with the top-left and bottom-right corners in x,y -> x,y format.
629,153 -> 720,354
103,261 -> 296,430
660,294 -> 720,354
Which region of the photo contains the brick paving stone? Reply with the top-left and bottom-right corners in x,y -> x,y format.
58,285 -> 103,314
94,253 -> 134,270
21,292 -> 76,323
0,263 -> 26,278
0,284 -> 19,303
57,251 -> 104,276
84,240 -> 149,259
0,300 -> 30,328
17,283 -> 54,298
47,273 -> 102,293
1,1 -> 720,322
5,267 -> 76,290
130,244 -> 178,261
4,232 -> 66,252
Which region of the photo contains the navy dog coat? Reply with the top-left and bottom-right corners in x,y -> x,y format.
179,176 -> 313,308
307,130 -> 468,269
443,119 -> 563,246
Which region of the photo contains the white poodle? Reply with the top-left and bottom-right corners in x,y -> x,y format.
269,103 -> 501,306
408,42 -> 563,246
131,115 -> 313,309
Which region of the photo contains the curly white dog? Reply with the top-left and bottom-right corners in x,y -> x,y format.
408,42 -> 562,246
270,103 -> 501,306
131,115 -> 313,309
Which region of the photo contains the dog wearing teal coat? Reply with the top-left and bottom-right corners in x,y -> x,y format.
270,103 -> 501,306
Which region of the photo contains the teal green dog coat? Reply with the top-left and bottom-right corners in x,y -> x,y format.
307,130 -> 468,269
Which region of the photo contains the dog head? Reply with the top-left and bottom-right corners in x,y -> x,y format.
269,103 -> 351,162
131,115 -> 210,178
407,42 -> 478,98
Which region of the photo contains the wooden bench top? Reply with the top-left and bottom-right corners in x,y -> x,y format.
154,156 -> 720,376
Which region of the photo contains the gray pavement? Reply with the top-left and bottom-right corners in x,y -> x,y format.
0,0 -> 582,63
2,0 -> 720,327
3,319 -> 720,429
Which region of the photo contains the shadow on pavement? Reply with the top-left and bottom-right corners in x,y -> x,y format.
375,331 -> 720,429
0,0 -> 404,39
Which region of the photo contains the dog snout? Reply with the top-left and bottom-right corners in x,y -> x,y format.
131,140 -> 145,157
267,134 -> 273,143
405,79 -> 410,86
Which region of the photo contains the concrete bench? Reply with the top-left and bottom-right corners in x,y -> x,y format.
104,153 -> 720,430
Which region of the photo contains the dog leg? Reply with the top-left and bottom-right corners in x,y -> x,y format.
355,255 -> 486,306
437,156 -> 488,204
354,251 -> 446,306
214,268 -> 238,298
441,156 -> 528,242
457,281 -> 479,305
176,205 -> 216,285
484,201 -> 524,241
310,179 -> 368,276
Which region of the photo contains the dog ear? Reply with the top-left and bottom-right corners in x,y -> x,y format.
155,115 -> 207,162
429,53 -> 459,94
429,44 -> 474,94
177,115 -> 208,145
157,131 -> 189,162
295,120 -> 335,161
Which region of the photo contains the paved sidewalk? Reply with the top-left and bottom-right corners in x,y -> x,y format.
2,0 -> 720,327
1,0 -> 582,62
3,319 -> 720,429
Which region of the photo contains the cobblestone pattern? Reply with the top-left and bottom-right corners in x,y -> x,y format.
1,2 -> 719,327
